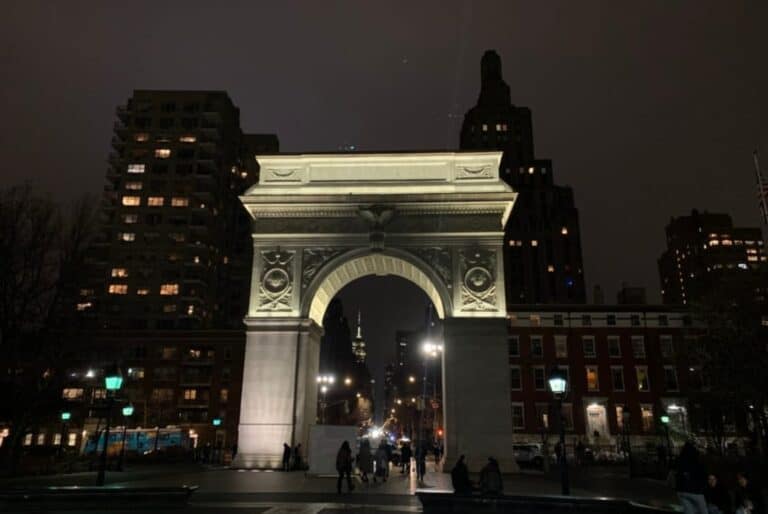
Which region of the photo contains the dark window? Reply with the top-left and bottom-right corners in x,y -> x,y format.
582,315 -> 591,326
607,314 -> 616,326
508,337 -> 520,357
158,117 -> 174,129
631,315 -> 641,326
554,314 -> 564,326
659,315 -> 668,326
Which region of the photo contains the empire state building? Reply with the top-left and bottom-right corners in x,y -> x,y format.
351,310 -> 367,364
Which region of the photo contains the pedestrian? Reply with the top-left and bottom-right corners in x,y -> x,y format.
374,443 -> 388,483
433,442 -> 441,464
674,441 -> 708,514
479,457 -> 503,496
735,471 -> 764,514
704,474 -> 731,514
231,442 -> 238,460
357,440 -> 373,483
415,442 -> 427,483
451,455 -> 473,495
282,443 -> 291,471
575,440 -> 585,466
293,444 -> 303,470
336,441 -> 355,494
401,442 -> 412,474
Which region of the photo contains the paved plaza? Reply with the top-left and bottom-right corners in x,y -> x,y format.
0,462 -> 681,513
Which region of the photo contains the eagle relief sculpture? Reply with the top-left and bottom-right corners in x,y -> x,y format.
358,205 -> 396,251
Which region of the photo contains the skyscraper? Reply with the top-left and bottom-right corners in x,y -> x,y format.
460,50 -> 586,305
351,310 -> 367,364
658,209 -> 766,305
77,90 -> 278,329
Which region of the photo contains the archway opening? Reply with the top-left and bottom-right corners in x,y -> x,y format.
315,274 -> 445,465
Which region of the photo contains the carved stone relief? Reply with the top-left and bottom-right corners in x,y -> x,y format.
458,248 -> 497,311
258,249 -> 295,311
456,165 -> 491,179
301,248 -> 344,290
410,247 -> 452,290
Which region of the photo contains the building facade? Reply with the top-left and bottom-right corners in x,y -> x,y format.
658,209 -> 766,305
506,306 -> 702,453
460,50 -> 586,304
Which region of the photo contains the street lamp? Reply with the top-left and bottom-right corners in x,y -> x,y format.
317,375 -> 335,424
59,412 -> 71,456
418,341 -> 443,457
117,404 -> 134,471
660,414 -> 672,465
97,363 -> 122,486
547,367 -> 570,496
344,377 -> 352,386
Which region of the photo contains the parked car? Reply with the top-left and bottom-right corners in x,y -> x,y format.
512,443 -> 544,467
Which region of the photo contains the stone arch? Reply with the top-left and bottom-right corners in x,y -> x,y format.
301,248 -> 451,326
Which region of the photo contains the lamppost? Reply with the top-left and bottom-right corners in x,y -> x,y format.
97,364 -> 123,486
117,404 -> 134,471
317,375 -> 335,424
548,367 -> 570,496
660,415 -> 672,465
622,409 -> 633,478
59,412 -> 71,457
419,342 -> 443,454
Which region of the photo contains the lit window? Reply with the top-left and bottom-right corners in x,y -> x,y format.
76,302 -> 92,311
220,388 -> 229,402
134,133 -> 149,142
67,433 -> 77,446
163,304 -> 177,313
36,433 -> 46,446
636,366 -> 650,391
223,256 -> 229,264
561,227 -> 568,235
482,124 -> 488,132
108,284 -> 128,295
641,404 -> 654,432
179,135 -> 197,143
93,388 -> 107,400
585,366 -> 599,391
122,214 -> 138,224
147,196 -> 164,207
193,256 -> 200,264
531,240 -> 538,247
495,123 -> 502,131
184,389 -> 197,400
547,265 -> 555,273
136,288 -> 150,296
171,197 -> 189,207
127,164 -> 146,174
23,434 -> 32,446
155,148 -> 171,159
709,239 -> 719,246
160,283 -> 179,295
122,196 -> 141,206
111,268 -> 128,278
119,232 -> 136,242
79,288 -> 94,296
721,239 -> 733,246
169,233 -> 185,243
528,167 -> 535,174
62,388 -> 84,399
187,305 -> 195,315
125,181 -> 143,190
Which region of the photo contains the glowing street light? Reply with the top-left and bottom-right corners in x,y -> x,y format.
118,404 -> 134,470
317,375 -> 334,424
60,412 -> 71,421
408,375 -> 416,383
344,377 -> 352,386
98,363 -> 122,486
548,367 -> 569,495
421,342 -> 444,358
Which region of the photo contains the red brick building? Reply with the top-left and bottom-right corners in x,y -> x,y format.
506,305 -> 700,452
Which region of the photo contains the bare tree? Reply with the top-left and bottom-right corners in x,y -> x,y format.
0,184 -> 98,475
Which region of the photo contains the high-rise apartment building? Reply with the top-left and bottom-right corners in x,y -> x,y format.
78,90 -> 278,330
460,50 -> 586,305
658,209 -> 766,305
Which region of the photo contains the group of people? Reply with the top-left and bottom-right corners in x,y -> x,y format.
674,441 -> 764,514
451,455 -> 504,496
281,442 -> 304,471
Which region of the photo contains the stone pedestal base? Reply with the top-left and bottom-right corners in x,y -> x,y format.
232,318 -> 321,469
442,317 -> 520,473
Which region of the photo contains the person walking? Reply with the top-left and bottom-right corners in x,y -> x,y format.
704,474 -> 731,514
401,442 -> 412,474
415,442 -> 427,483
357,440 -> 373,483
282,443 -> 291,471
374,443 -> 389,483
451,455 -> 473,495
336,441 -> 355,494
674,441 -> 707,514
479,457 -> 503,496
292,444 -> 303,470
575,440 -> 586,466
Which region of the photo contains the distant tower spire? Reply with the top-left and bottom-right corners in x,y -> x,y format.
352,310 -> 366,364
754,150 -> 768,247
356,309 -> 363,339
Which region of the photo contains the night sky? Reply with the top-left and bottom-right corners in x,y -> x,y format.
2,2 -> 767,374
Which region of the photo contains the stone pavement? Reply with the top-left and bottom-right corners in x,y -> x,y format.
0,462 -> 681,512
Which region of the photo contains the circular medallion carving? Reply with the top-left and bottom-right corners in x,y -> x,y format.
263,268 -> 290,293
464,266 -> 492,294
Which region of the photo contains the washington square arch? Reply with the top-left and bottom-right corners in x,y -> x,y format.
233,150 -> 520,472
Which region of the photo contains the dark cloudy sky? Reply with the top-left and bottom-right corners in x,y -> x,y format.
2,1 -> 767,303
